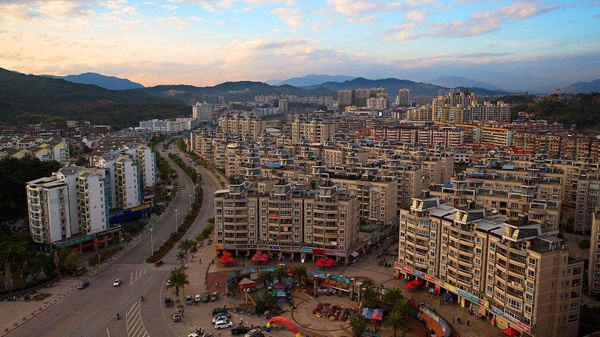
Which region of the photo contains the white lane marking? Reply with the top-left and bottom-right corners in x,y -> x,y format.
106,327 -> 111,337
119,294 -> 130,305
125,301 -> 150,337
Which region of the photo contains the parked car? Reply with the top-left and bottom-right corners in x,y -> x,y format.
211,292 -> 219,301
212,307 -> 229,316
231,325 -> 251,335
185,295 -> 194,305
188,334 -> 199,337
166,279 -> 172,287
194,294 -> 202,303
244,329 -> 265,337
201,292 -> 210,302
155,260 -> 164,267
171,313 -> 181,322
212,314 -> 228,324
214,319 -> 233,329
164,298 -> 173,307
113,279 -> 122,287
77,280 -> 90,289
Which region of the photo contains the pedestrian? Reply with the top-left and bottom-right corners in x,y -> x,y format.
452,317 -> 455,324
467,320 -> 470,327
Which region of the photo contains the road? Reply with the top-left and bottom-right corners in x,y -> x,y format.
6,142 -> 218,337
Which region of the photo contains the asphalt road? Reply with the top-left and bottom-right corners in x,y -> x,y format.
6,143 -> 218,337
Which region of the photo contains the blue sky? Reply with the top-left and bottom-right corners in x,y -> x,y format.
0,0 -> 599,91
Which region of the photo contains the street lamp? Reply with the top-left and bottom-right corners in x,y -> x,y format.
149,225 -> 154,256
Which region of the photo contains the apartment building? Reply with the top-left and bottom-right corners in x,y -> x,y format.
329,174 -> 397,226
26,167 -> 109,244
213,180 -> 359,261
115,155 -> 141,209
589,211 -> 600,295
337,90 -> 353,109
218,115 -> 267,140
396,196 -> 582,337
291,119 -> 336,144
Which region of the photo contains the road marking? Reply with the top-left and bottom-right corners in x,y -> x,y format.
106,327 -> 111,337
125,301 -> 150,337
112,263 -> 177,272
119,295 -> 130,305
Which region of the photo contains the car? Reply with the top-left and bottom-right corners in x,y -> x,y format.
113,279 -> 122,287
212,307 -> 229,316
201,292 -> 210,302
211,292 -> 219,301
171,313 -> 181,322
194,294 -> 202,303
214,319 -> 233,329
231,326 -> 251,335
166,279 -> 172,287
212,314 -> 229,324
188,334 -> 199,337
244,329 -> 265,337
155,260 -> 164,267
164,298 -> 173,307
185,295 -> 194,305
77,280 -> 90,289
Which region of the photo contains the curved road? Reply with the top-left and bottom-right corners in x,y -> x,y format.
6,142 -> 218,337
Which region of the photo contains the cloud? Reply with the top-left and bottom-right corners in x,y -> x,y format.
187,0 -> 294,12
386,0 -> 561,41
271,7 -> 305,27
157,16 -> 190,30
0,0 -> 94,22
326,0 -> 402,24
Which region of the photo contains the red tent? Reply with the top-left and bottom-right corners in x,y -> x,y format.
316,259 -> 325,267
503,327 -> 520,337
324,258 -> 335,268
260,253 -> 269,262
252,253 -> 262,262
404,281 -> 417,288
220,252 -> 237,266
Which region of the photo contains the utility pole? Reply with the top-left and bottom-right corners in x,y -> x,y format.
150,225 -> 154,256
175,208 -> 178,232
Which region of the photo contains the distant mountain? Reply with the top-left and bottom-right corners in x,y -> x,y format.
303,77 -> 505,97
561,79 -> 600,94
140,81 -> 336,104
43,72 -> 144,90
0,68 -> 187,127
431,76 -> 503,91
271,74 -> 356,87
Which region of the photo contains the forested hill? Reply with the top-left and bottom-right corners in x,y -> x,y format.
513,93 -> 600,128
0,68 -> 188,127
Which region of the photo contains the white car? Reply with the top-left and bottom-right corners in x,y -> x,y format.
113,279 -> 122,287
188,334 -> 199,337
214,319 -> 233,329
212,314 -> 228,324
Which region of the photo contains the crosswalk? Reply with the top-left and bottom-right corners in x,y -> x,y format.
126,301 -> 149,337
112,263 -> 177,272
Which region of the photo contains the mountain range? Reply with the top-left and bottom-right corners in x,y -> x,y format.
430,76 -> 503,91
269,74 -> 356,87
561,79 -> 600,94
43,72 -> 144,90
0,68 -> 186,127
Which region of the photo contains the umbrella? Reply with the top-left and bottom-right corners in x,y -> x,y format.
238,278 -> 257,290
260,253 -> 269,262
316,259 -> 325,267
325,258 -> 335,268
252,253 -> 262,262
372,309 -> 383,321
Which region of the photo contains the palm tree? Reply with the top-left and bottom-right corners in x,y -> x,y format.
178,239 -> 194,262
349,314 -> 367,337
393,297 -> 415,317
361,279 -> 375,290
382,287 -> 403,309
384,309 -> 407,337
167,269 -> 189,297
256,270 -> 273,288
176,250 -> 186,269
274,265 -> 287,281
292,265 -> 307,285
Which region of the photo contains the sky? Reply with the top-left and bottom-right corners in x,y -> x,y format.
1,0 -> 599,92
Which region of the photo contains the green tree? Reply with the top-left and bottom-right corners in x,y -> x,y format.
59,251 -> 81,274
363,287 -> 379,308
176,250 -> 186,269
256,270 -> 273,288
292,265 -> 307,285
274,265 -> 287,281
382,287 -> 403,310
178,239 -> 194,261
349,314 -> 367,337
167,269 -> 189,297
384,308 -> 408,337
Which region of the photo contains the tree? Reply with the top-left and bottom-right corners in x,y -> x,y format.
167,269 -> 189,297
363,287 -> 379,308
292,265 -> 307,285
176,250 -> 186,269
178,239 -> 194,261
59,251 -> 81,274
384,309 -> 408,337
274,265 -> 287,281
382,287 -> 403,310
349,314 -> 367,337
256,270 -> 273,288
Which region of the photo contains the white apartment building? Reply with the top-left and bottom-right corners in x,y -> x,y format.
192,101 -> 213,122
115,155 -> 141,209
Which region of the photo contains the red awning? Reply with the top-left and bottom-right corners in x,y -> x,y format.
252,253 -> 262,261
325,258 -> 335,268
316,259 -> 325,267
503,327 -> 519,337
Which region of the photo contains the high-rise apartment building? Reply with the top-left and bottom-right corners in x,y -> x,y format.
398,88 -> 411,106
589,211 -> 600,295
26,167 -> 109,244
396,196 -> 582,337
192,101 -> 213,122
278,99 -> 288,113
291,119 -> 336,144
337,90 -> 353,109
213,180 -> 359,261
